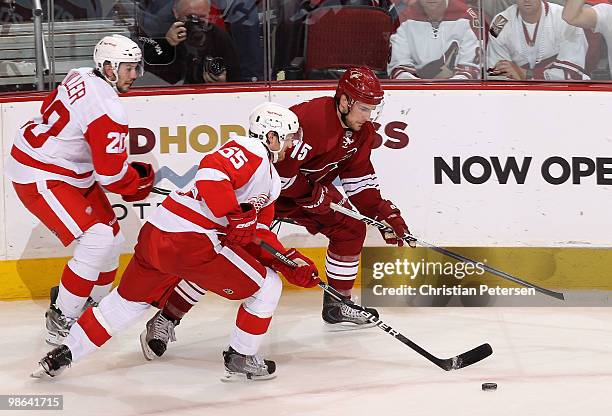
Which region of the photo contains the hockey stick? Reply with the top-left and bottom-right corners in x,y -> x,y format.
151,186 -> 171,196
330,202 -> 565,301
257,239 -> 493,371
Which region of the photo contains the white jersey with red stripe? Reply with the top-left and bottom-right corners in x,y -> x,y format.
148,136 -> 280,234
388,0 -> 482,80
5,68 -> 140,195
593,3 -> 612,78
486,1 -> 589,80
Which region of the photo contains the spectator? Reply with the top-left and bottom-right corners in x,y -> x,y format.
138,0 -> 241,84
487,0 -> 589,80
563,0 -> 612,79
388,0 -> 482,80
138,0 -> 261,82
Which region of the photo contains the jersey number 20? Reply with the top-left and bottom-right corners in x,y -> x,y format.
106,132 -> 128,154
23,98 -> 70,148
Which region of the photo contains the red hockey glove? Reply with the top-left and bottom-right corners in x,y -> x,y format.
375,200 -> 414,247
273,249 -> 320,288
123,161 -> 154,202
224,203 -> 257,247
296,183 -> 345,216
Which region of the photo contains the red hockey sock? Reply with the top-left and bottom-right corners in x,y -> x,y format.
325,251 -> 359,292
162,280 -> 206,321
236,304 -> 272,335
61,264 -> 96,297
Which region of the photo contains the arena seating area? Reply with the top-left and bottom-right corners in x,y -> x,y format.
0,0 -> 610,92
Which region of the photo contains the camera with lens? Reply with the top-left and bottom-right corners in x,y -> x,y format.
183,14 -> 210,47
204,56 -> 226,77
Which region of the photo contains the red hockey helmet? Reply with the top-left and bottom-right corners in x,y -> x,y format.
335,66 -> 384,106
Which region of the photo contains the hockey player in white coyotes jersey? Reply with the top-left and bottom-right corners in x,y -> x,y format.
562,0 -> 612,79
487,0 -> 589,80
33,103 -> 320,381
5,35 -> 154,346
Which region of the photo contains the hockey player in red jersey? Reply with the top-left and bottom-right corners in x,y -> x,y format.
275,66 -> 413,326
5,35 -> 154,346
32,102 -> 320,381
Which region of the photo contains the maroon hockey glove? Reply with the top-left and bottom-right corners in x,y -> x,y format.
296,183 -> 345,216
123,161 -> 154,202
224,203 -> 257,247
273,249 -> 320,288
375,200 -> 414,247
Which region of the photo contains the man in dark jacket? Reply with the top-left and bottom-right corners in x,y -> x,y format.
137,0 -> 241,84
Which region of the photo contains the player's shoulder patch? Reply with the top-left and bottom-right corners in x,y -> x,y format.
466,7 -> 482,30
489,14 -> 508,38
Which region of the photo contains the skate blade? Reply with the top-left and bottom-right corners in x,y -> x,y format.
139,330 -> 155,361
30,365 -> 49,378
220,371 -> 277,382
323,321 -> 378,332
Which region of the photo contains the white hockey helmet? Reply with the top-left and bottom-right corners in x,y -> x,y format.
93,34 -> 143,86
249,102 -> 302,162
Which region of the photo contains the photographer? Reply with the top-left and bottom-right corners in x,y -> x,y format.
137,0 -> 241,84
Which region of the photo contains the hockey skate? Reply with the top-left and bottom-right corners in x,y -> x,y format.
322,291 -> 379,330
31,345 -> 72,378
221,346 -> 276,381
139,310 -> 178,360
45,305 -> 76,346
46,286 -> 95,346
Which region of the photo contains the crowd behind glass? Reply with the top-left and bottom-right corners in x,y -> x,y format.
0,0 -> 609,92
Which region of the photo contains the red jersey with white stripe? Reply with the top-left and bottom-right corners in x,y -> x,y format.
5,68 -> 140,195
148,136 -> 281,234
275,97 -> 384,218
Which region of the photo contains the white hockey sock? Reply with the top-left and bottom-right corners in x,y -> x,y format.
56,282 -> 89,319
89,283 -> 113,304
229,269 -> 281,356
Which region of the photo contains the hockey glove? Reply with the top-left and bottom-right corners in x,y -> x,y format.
296,183 -> 345,216
375,200 -> 415,247
224,203 -> 257,247
273,249 -> 320,288
123,161 -> 154,202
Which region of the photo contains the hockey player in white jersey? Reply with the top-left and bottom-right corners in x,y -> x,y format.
388,0 -> 482,80
487,0 -> 590,80
562,0 -> 612,79
32,103 -> 320,381
5,35 -> 154,346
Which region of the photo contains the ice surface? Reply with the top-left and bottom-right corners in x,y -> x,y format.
1,292 -> 611,416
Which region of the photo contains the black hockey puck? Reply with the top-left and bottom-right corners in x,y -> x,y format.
482,382 -> 497,391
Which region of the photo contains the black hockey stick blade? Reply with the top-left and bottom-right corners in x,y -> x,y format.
436,342 -> 493,371
394,328 -> 492,371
